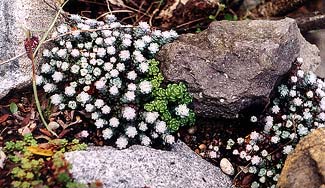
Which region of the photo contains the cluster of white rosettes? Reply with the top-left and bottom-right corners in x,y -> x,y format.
37,14 -> 179,149
175,104 -> 190,118
223,58 -> 325,188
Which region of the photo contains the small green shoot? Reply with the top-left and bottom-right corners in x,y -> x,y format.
9,102 -> 18,114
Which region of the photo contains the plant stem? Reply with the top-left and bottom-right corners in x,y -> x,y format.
31,0 -> 70,137
31,56 -> 58,137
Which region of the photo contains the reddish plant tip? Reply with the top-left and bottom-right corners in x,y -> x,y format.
24,35 -> 39,60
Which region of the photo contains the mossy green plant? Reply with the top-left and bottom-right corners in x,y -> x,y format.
144,59 -> 195,132
4,134 -> 87,188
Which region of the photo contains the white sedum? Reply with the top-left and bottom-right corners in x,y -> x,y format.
102,128 -> 113,140
122,107 -> 136,121
140,135 -> 151,146
139,80 -> 152,94
109,117 -> 119,127
155,120 -> 167,133
144,112 -> 159,124
125,126 -> 138,138
37,15 -> 186,149
116,136 -> 128,149
175,104 -> 190,117
50,94 -> 62,105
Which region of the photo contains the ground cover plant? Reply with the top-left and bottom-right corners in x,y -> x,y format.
1,10 -> 195,187
2,133 -> 87,188
37,14 -> 195,149
182,58 -> 325,188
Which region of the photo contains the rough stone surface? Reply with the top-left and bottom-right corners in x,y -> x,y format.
299,32 -> 322,74
157,18 -> 321,118
277,128 -> 325,188
305,29 -> 325,78
64,141 -> 233,188
0,0 -> 57,99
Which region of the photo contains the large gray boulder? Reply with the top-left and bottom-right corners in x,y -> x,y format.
64,141 -> 233,188
0,0 -> 57,99
157,18 -> 321,119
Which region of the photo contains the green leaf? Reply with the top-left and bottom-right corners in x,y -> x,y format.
195,27 -> 202,33
224,13 -> 236,21
57,172 -> 71,183
10,102 -> 18,114
208,15 -> 216,20
144,103 -> 154,112
25,172 -> 34,179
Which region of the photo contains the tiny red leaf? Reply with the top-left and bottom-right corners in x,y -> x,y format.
0,114 -> 9,123
24,36 -> 39,60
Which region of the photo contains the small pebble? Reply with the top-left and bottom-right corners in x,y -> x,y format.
18,127 -> 31,135
30,123 -> 36,129
0,148 -> 6,169
198,144 -> 207,150
6,120 -> 13,125
220,158 -> 235,176
187,127 -> 197,134
48,121 -> 60,130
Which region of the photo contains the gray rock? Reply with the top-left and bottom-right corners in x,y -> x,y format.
0,0 -> 58,99
304,29 -> 325,78
156,18 -> 321,118
64,141 -> 233,188
299,32 -> 322,75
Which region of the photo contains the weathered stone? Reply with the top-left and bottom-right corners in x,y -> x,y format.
64,141 -> 233,188
277,128 -> 325,188
305,29 -> 325,78
0,0 -> 58,99
220,158 -> 235,176
157,18 -> 320,118
299,32 -> 322,74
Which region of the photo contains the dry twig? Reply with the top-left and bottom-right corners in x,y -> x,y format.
296,12 -> 325,33
250,0 -> 309,17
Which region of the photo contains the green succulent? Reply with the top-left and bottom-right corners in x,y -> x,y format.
144,59 -> 196,133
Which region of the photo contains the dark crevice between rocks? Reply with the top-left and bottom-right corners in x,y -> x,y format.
178,112 -> 261,151
238,96 -> 269,118
0,85 -> 33,105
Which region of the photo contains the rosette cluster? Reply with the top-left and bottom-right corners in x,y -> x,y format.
225,58 -> 325,188
37,14 -> 195,149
